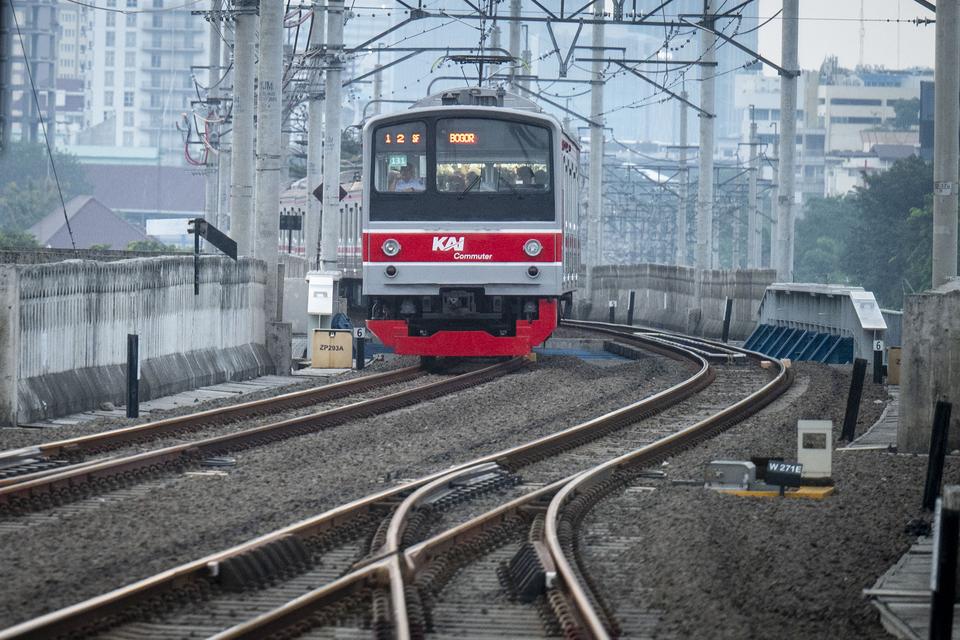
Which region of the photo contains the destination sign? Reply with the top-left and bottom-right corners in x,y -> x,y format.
448,132 -> 478,145
377,122 -> 425,151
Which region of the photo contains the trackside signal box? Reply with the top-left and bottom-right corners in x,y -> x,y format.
311,329 -> 353,369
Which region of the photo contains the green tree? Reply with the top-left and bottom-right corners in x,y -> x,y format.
795,196 -> 856,284
890,97 -> 921,129
127,239 -> 176,252
0,142 -> 90,233
842,155 -> 933,308
0,230 -> 40,250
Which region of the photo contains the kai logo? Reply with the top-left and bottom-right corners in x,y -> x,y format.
431,236 -> 464,252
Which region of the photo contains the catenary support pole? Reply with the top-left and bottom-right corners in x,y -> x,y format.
372,63 -> 383,116
932,0 -> 960,288
508,0 -> 521,86
0,0 -> 11,153
775,0 -> 798,282
305,0 -> 325,270
320,0 -> 345,325
217,23 -> 233,232
676,92 -> 688,266
695,1 -> 716,271
747,108 -> 759,268
229,0 -> 256,256
255,0 -> 283,320
204,0 -> 222,223
586,15 -> 604,301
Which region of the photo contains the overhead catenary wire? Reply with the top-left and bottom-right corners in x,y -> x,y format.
63,0 -> 206,13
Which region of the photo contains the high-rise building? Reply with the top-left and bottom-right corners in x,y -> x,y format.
85,0 -> 207,165
55,1 -> 92,146
4,0 -> 59,144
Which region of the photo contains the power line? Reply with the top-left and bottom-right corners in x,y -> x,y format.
10,6 -> 78,255
62,0 -> 206,14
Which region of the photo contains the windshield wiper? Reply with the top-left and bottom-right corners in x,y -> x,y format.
498,174 -> 523,199
457,174 -> 481,199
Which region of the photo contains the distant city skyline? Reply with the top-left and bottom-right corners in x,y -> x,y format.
757,0 -> 936,72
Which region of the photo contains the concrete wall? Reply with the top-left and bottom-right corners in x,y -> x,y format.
1,248 -> 181,265
582,264 -> 776,340
898,283 -> 960,453
1,256 -> 271,426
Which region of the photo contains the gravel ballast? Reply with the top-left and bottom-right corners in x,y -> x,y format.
579,362 -> 944,640
0,351 -> 691,628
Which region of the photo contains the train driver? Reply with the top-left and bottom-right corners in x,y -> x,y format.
394,163 -> 425,192
517,165 -> 536,186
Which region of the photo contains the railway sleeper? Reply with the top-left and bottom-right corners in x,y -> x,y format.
216,534 -> 312,592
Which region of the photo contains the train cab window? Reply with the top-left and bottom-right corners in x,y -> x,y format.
435,118 -> 551,194
373,122 -> 427,193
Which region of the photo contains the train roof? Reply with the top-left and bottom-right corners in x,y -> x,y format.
410,86 -> 542,112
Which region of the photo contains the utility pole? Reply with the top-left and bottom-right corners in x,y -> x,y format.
775,0 -> 799,282
586,15 -> 604,300
695,0 -> 716,271
254,0 -> 283,319
320,0 -> 344,321
747,107 -> 759,268
508,0 -> 521,86
933,0 -> 960,288
204,0 -> 222,223
0,0 -> 12,153
217,23 -> 233,232
372,63 -> 383,115
521,25 -> 532,91
230,0 -> 256,256
676,93 -> 688,266
305,0 -> 325,270
732,177 -> 742,270
489,19 -> 501,83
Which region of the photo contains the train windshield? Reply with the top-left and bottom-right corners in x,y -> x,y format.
435,119 -> 551,194
369,116 -> 554,222
373,122 -> 427,193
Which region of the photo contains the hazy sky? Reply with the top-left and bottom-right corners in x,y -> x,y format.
756,0 -> 936,72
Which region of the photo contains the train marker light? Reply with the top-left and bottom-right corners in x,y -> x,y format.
382,238 -> 401,256
523,239 -> 542,257
527,266 -> 540,278
385,265 -> 398,278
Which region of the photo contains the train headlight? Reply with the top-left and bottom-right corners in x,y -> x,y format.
382,238 -> 401,257
385,265 -> 398,278
523,239 -> 542,257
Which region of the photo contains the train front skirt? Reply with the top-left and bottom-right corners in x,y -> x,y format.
367,299 -> 558,357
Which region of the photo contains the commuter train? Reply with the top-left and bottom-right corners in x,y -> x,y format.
361,87 -> 581,357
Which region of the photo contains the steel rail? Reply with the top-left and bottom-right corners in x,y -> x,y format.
0,365 -> 424,482
543,333 -> 792,639
0,359 -> 523,515
109,330 -> 709,640
0,327 -> 714,639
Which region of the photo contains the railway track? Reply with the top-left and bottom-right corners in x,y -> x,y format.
0,323 -> 790,639
0,359 -> 522,518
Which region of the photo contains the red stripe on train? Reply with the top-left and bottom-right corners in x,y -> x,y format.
362,232 -> 562,262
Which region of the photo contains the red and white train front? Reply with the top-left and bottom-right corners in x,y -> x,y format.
362,96 -> 580,357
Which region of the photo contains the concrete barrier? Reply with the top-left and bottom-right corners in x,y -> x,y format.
1,256 -> 271,426
582,264 -> 775,340
898,282 -> 960,453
